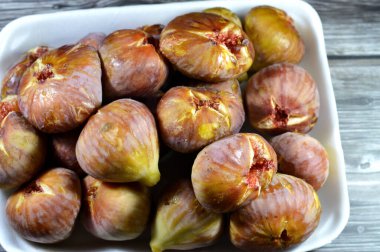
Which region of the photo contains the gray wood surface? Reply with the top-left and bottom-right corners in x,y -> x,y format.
0,0 -> 379,251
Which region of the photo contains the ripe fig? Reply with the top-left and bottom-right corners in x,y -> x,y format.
245,63 -> 319,134
244,6 -> 305,71
203,7 -> 242,27
157,83 -> 244,153
82,176 -> 150,241
78,32 -> 106,50
76,99 -> 160,186
18,43 -> 102,133
230,173 -> 321,251
1,46 -> 49,99
160,12 -> 254,82
51,129 -> 84,176
0,97 -> 45,189
6,168 -> 81,243
138,24 -> 165,49
270,132 -> 329,190
192,133 -> 277,213
99,29 -> 168,99
150,180 -> 222,252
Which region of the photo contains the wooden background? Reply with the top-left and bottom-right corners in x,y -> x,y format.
0,0 -> 379,251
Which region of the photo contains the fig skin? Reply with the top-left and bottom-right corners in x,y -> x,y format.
245,63 -> 319,135
51,129 -> 84,176
76,99 -> 160,186
6,168 -> 81,244
99,29 -> 168,99
18,43 -> 102,133
230,173 -> 321,251
82,176 -> 150,241
0,95 -> 20,122
0,98 -> 46,188
204,7 -> 242,27
78,32 -> 106,50
150,180 -> 223,252
270,132 -> 329,190
244,6 -> 305,71
191,133 -> 277,213
157,82 -> 245,153
138,24 -> 165,49
160,12 -> 254,82
1,46 -> 49,99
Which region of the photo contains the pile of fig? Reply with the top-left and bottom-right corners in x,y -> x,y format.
1,5 -> 330,251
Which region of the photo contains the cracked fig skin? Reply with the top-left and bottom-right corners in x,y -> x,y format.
6,168 -> 81,244
82,176 -> 150,241
191,133 -> 277,213
157,81 -> 244,153
18,43 -> 102,133
160,12 -> 254,82
76,99 -> 160,186
245,63 -> 319,135
150,180 -> 222,252
230,174 -> 321,251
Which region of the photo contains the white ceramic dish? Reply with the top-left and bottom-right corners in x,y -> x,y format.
0,0 -> 349,251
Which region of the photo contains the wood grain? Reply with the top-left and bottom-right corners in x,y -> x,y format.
1,0 -> 379,251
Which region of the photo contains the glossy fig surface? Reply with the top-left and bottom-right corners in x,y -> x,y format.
245,63 -> 319,134
100,29 -> 168,99
244,6 -> 305,71
6,168 -> 81,243
230,173 -> 321,251
203,7 -> 242,27
150,180 -> 222,252
271,132 -> 329,190
192,133 -> 277,213
78,32 -> 106,50
82,176 -> 150,240
76,99 -> 160,186
160,12 -> 254,82
18,44 -> 102,133
157,83 -> 244,153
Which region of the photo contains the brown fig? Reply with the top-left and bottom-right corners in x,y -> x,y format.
0,95 -> 20,122
157,82 -> 244,153
100,29 -> 168,99
138,24 -> 165,49
244,6 -> 305,71
76,99 -> 160,186
192,133 -> 277,213
78,32 -> 106,50
230,173 -> 321,251
270,132 -> 329,190
82,176 -> 150,241
160,12 -> 254,82
1,46 -> 49,99
6,168 -> 81,243
204,7 -> 242,27
18,43 -> 102,133
150,180 -> 222,252
245,63 -> 319,134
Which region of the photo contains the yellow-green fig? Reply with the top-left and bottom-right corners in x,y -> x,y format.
150,180 -> 222,252
76,99 -> 160,186
82,176 -> 150,240
244,6 -> 305,71
204,7 -> 242,27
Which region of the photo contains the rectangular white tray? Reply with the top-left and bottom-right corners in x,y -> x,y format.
0,0 -> 349,251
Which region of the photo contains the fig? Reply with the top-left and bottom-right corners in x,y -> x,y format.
51,129 -> 84,176
150,180 -> 222,252
82,176 -> 150,241
78,32 -> 106,50
99,29 -> 168,99
244,6 -> 305,71
1,46 -> 49,99
6,168 -> 81,243
0,97 -> 46,189
270,132 -> 329,190
191,133 -> 277,213
138,24 -> 165,49
76,99 -> 160,186
160,12 -> 254,82
245,63 -> 319,134
204,7 -> 242,27
157,82 -> 244,153
230,173 -> 321,251
18,43 -> 102,133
